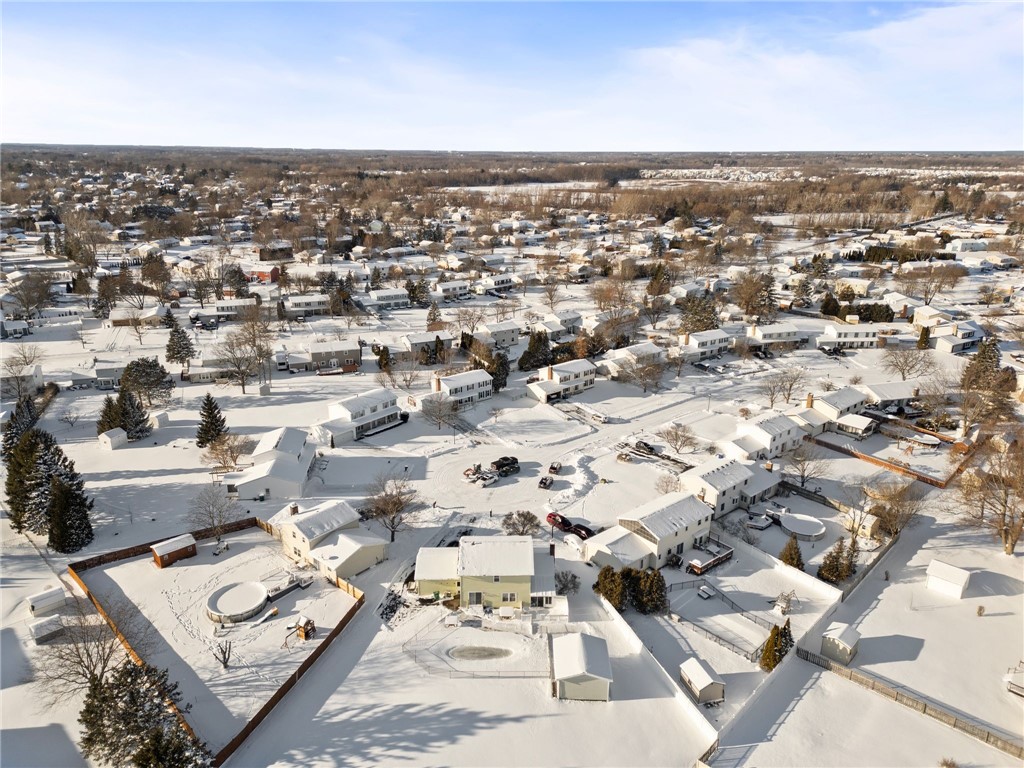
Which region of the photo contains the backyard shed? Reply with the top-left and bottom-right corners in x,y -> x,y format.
552,632 -> 613,702
27,585 -> 67,617
926,559 -> 970,600
150,534 -> 197,569
148,411 -> 169,429
98,427 -> 128,450
679,656 -> 726,704
820,622 -> 861,665
29,616 -> 64,645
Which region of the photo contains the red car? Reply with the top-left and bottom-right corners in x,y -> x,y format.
546,512 -> 573,532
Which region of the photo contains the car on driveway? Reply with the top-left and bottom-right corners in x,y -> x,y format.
477,473 -> 498,487
548,462 -> 562,474
538,476 -> 554,490
546,512 -> 573,532
569,523 -> 595,540
634,440 -> 657,454
498,463 -> 521,477
491,456 -> 519,472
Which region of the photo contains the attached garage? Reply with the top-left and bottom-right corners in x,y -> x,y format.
679,656 -> 726,705
552,633 -> 613,702
311,530 -> 388,580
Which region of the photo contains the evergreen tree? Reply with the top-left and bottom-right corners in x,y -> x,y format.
793,277 -> 813,307
678,295 -> 720,333
165,326 -> 197,367
593,566 -> 626,611
517,330 -> 552,371
775,618 -> 794,664
760,625 -> 780,671
160,307 -> 178,330
817,538 -> 848,584
650,235 -> 665,260
118,390 -> 152,441
47,476 -> 94,554
96,394 -> 122,435
120,357 -> 173,407
844,535 -> 859,579
779,535 -> 805,571
757,274 -> 778,321
837,285 -> 856,304
195,393 -> 228,448
917,325 -> 931,350
820,292 -> 841,317
26,431 -> 86,537
5,428 -> 45,533
370,266 -> 383,289
620,567 -> 642,610
433,336 -> 445,364
489,352 -> 510,393
376,346 -> 393,371
415,277 -> 429,303
1,397 -> 38,464
78,662 -> 209,768
637,569 -> 669,614
426,301 -> 441,326
962,337 -> 1011,392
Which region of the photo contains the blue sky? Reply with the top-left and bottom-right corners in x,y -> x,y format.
2,2 -> 1021,150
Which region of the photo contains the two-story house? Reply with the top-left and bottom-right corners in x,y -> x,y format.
432,279 -> 471,302
402,331 -> 456,357
433,369 -> 493,407
283,293 -> 330,318
727,412 -> 803,460
819,323 -> 879,350
478,320 -> 519,349
929,321 -> 983,354
747,322 -> 800,349
527,360 -> 598,403
214,297 -> 258,319
678,458 -> 757,517
597,341 -> 664,377
368,288 -> 411,310
680,329 -> 731,360
315,388 -> 401,443
223,427 -> 316,501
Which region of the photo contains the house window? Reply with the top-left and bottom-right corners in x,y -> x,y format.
501,592 -> 517,603
493,576 -> 500,583
293,547 -> 301,557
467,592 -> 482,606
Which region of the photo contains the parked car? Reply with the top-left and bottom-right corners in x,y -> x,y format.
477,473 -> 498,487
548,462 -> 562,475
538,476 -> 554,490
693,362 -> 711,371
491,456 -> 519,472
546,512 -> 573,532
634,440 -> 657,454
712,365 -> 729,374
569,523 -> 595,540
745,514 -> 773,530
498,463 -> 521,477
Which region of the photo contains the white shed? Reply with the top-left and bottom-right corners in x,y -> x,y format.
552,632 -> 613,701
679,656 -> 726,704
27,585 -> 67,617
148,411 -> 169,429
98,427 -> 128,450
29,616 -> 64,645
926,560 -> 971,599
820,622 -> 861,665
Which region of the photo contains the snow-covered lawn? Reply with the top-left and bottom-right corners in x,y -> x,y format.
668,589 -> 770,655
814,430 -> 954,482
79,527 -> 358,751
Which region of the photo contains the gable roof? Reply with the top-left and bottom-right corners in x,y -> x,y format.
684,457 -> 755,492
252,427 -> 307,460
552,633 -> 613,683
269,500 -> 359,540
618,492 -> 709,540
458,536 -> 534,577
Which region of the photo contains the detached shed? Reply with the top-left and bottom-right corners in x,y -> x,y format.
679,656 -> 726,704
151,534 -> 197,569
27,585 -> 67,617
29,616 -> 64,645
926,559 -> 970,600
148,411 -> 169,429
820,622 -> 861,665
98,427 -> 128,450
552,632 -> 613,702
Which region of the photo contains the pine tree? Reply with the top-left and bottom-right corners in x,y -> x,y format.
370,266 -> 383,289
779,535 -> 805,571
820,292 -> 841,317
118,390 -> 152,441
817,538 -> 848,584
165,326 -> 197,367
1,397 -> 38,464
5,428 -> 47,533
24,431 -> 86,537
517,330 -> 552,371
426,301 -> 441,327
489,352 -> 510,393
120,357 -> 173,407
47,476 -> 94,554
376,346 -> 393,371
195,393 -> 228,448
637,569 -> 669,614
844,535 -> 859,579
161,307 -> 178,330
760,625 -> 780,671
594,566 -> 626,611
96,395 -> 122,436
917,325 -> 931,350
775,618 -> 794,664
620,567 -> 642,610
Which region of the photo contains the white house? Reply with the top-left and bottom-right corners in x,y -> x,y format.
911,305 -> 953,331
283,293 -> 329,317
747,322 -> 800,348
475,274 -> 516,294
433,369 -> 493,407
854,380 -> 922,410
552,633 -> 613,702
597,341 -> 664,377
819,323 -> 878,350
479,320 -> 519,349
223,427 -> 316,500
680,329 -> 731,360
214,297 -> 257,318
926,559 -> 971,599
527,360 -> 597,403
836,277 -> 874,297
432,279 -> 471,301
728,413 -> 803,460
317,388 -> 401,442
367,288 -> 410,310
930,321 -> 983,355
678,458 -> 756,517
267,500 -> 387,580
807,389 -> 868,422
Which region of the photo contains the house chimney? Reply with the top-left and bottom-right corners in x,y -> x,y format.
764,461 -> 774,472
546,365 -> 554,380
289,503 -> 299,516
698,488 -> 705,501
806,393 -> 814,408
433,375 -> 441,393
912,387 -> 920,398
683,332 -> 691,346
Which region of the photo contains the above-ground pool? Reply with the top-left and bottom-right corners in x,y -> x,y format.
206,581 -> 269,623
779,512 -> 827,542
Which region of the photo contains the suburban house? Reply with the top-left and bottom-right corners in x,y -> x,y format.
313,388 -> 402,443
929,321 -> 983,354
214,297 -> 257,319
267,500 -> 387,580
0,364 -> 42,400
553,309 -> 583,336
94,359 -> 128,390
306,340 -> 362,372
585,492 -> 713,571
881,291 -> 924,319
818,323 -> 879,350
433,369 -> 493,407
678,458 -> 764,517
432,279 -> 471,301
414,536 -> 557,610
552,633 -> 613,702
854,380 -> 922,411
680,329 -> 731,360
367,288 -> 410,310
527,360 -> 597,403
475,274 -> 516,294
402,330 -> 455,357
107,306 -> 163,327
807,389 -> 868,422
256,241 -> 294,261
836,277 -> 874,297
479,320 -> 519,349
283,293 -> 330,318
725,412 -> 804,460
911,305 -> 953,331
597,341 -> 664,377
747,322 -> 800,348
223,427 -> 316,501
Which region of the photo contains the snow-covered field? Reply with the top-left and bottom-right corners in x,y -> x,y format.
79,528 -> 359,751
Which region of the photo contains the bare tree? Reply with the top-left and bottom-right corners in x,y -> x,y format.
640,294 -> 671,329
395,359 -> 422,390
777,367 -> 807,404
420,395 -> 460,431
501,510 -> 541,536
617,360 -> 665,393
759,372 -> 786,408
896,263 -> 968,305
492,300 -> 515,322
658,424 -> 698,454
787,442 -> 828,488
33,595 -> 154,706
214,331 -> 261,393
655,474 -> 678,494
866,475 -> 927,536
881,346 -> 937,381
365,471 -> 419,542
212,640 -> 233,669
1,343 -> 44,402
7,273 -> 53,319
187,485 -> 244,542
955,440 -> 1024,554
57,406 -> 81,429
235,305 -> 276,385
452,306 -> 486,337
541,280 -> 564,313
201,433 -> 251,470
123,308 -> 148,345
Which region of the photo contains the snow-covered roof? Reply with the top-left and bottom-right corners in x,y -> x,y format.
329,388 -> 397,418
687,328 -> 730,343
415,547 -> 460,582
744,412 -> 799,438
405,330 -> 454,345
532,544 -> 556,597
685,458 -> 754,492
150,534 -> 196,557
926,559 -> 971,588
816,387 -> 867,413
270,500 -> 359,541
552,359 -> 597,375
252,427 -> 307,460
618,492 -> 709,540
439,369 -> 492,388
310,530 -> 386,565
745,465 -> 782,497
29,616 -> 63,640
837,413 -> 875,432
854,380 -> 921,404
458,536 -> 534,577
552,633 -> 613,683
586,526 -> 657,566
823,622 -> 861,649
484,320 -> 520,333
679,656 -> 724,690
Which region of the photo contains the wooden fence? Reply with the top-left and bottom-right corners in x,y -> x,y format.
796,647 -> 1024,759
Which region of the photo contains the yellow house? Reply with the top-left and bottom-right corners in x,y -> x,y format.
415,535 -> 555,609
